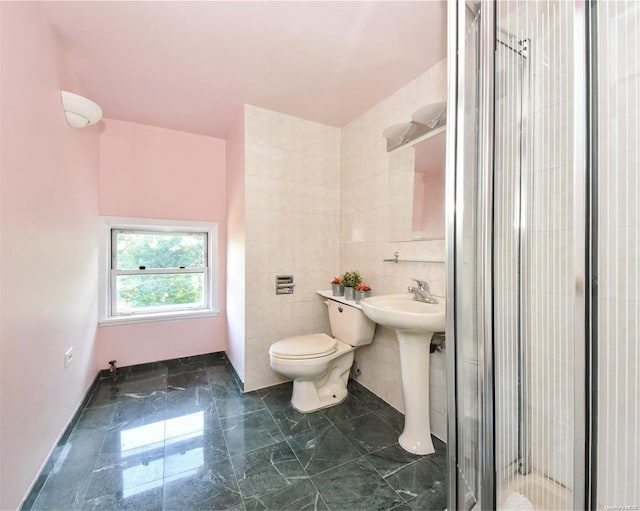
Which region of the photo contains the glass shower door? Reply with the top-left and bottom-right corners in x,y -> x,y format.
446,1 -> 483,509
448,1 -> 587,509
449,1 -> 640,508
493,3 -> 580,509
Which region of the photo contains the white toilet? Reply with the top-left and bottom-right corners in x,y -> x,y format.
269,298 -> 376,413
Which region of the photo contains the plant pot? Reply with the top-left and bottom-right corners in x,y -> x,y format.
331,283 -> 344,296
355,290 -> 371,304
344,286 -> 355,300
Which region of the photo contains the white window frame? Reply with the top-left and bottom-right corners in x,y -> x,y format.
99,217 -> 219,325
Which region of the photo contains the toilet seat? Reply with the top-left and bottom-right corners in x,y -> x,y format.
269,333 -> 337,360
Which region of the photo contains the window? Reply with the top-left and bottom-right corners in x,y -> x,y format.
100,217 -> 218,324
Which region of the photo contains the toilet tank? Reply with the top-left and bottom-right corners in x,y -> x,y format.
326,299 -> 376,346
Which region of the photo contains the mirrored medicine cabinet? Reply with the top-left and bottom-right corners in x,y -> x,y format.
388,127 -> 446,242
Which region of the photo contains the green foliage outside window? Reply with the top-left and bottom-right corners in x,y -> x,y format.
114,232 -> 206,309
117,274 -> 203,309
115,232 -> 204,269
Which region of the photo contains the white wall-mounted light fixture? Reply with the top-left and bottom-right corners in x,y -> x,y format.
382,122 -> 418,148
412,101 -> 447,128
384,101 -> 447,152
60,90 -> 103,128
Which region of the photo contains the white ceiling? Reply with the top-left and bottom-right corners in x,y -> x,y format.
42,1 -> 447,138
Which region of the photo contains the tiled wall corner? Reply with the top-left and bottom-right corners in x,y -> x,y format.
244,105 -> 341,391
339,59 -> 448,440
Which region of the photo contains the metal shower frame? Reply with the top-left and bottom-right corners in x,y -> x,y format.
445,1 -> 596,508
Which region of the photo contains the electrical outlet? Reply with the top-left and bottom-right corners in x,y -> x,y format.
64,347 -> 74,368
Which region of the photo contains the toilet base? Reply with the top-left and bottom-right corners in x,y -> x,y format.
289,350 -> 354,413
291,379 -> 349,412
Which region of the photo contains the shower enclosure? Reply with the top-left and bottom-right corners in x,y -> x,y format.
446,1 -> 640,509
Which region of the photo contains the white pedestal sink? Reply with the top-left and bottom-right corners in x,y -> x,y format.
360,293 -> 445,455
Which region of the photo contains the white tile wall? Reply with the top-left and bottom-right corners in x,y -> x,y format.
239,63 -> 450,442
243,105 -> 341,391
339,59 -> 448,440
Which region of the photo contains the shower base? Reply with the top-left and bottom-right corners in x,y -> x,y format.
498,472 -> 572,511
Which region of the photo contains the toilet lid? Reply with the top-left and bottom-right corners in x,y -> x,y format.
270,333 -> 337,359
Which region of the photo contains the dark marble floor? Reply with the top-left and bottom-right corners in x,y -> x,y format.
26,353 -> 447,511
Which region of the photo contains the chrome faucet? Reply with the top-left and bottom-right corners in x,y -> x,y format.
408,278 -> 438,304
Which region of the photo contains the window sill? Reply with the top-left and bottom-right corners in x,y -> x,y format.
98,309 -> 220,326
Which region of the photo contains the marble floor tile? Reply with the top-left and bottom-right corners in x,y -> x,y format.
100,417 -> 166,456
383,457 -> 447,504
312,458 -> 404,511
117,374 -> 168,396
35,428 -> 104,497
213,387 -> 266,419
84,451 -> 164,502
270,405 -> 331,439
124,367 -> 168,383
390,503 -> 413,511
58,427 -> 108,465
86,382 -> 129,408
406,479 -> 447,511
206,364 -> 241,389
365,444 -> 423,479
256,382 -> 294,411
123,362 -> 167,377
81,486 -> 163,511
347,379 -> 389,413
25,355 -> 447,511
286,424 -> 360,476
75,405 -> 117,430
373,405 -> 406,435
165,386 -> 218,434
322,395 -> 371,425
167,366 -> 209,390
31,468 -> 92,511
335,413 -> 399,455
220,409 -> 284,455
164,430 -> 229,478
162,456 -> 242,511
109,392 -> 167,431
427,436 -> 447,471
35,428 -> 107,506
230,441 -> 308,501
242,479 -> 328,511
163,359 -> 206,373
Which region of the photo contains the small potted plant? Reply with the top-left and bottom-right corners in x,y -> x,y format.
355,284 -> 372,304
340,271 -> 362,300
331,277 -> 344,297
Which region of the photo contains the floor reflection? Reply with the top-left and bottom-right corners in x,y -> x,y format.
27,356 -> 448,511
120,411 -> 205,497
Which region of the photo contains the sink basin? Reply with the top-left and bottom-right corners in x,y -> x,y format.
360,292 -> 446,456
360,293 -> 445,333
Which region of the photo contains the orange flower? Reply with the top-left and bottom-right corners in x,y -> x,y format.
331,277 -> 341,284
356,284 -> 371,292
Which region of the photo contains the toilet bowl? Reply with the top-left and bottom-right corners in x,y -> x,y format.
269,297 -> 375,413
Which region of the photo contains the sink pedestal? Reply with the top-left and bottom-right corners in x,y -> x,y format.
397,330 -> 435,455
358,293 -> 444,456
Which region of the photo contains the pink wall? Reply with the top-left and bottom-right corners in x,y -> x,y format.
0,3 -> 100,508
224,111 -> 246,381
97,119 -> 227,368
